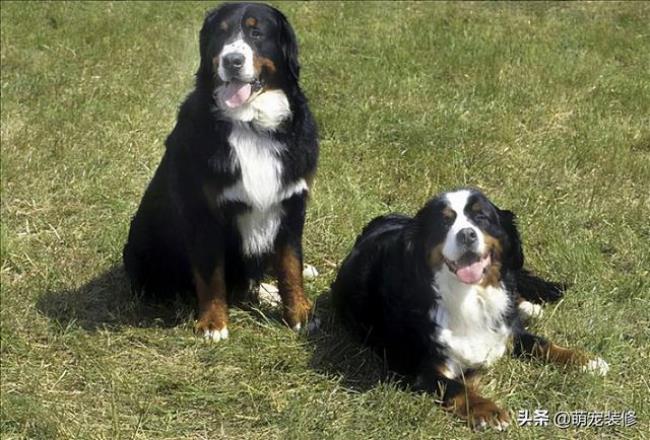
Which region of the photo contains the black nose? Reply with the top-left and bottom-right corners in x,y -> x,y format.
223,53 -> 245,71
457,228 -> 478,246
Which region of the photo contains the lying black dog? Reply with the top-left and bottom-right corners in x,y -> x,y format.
123,3 -> 318,341
331,188 -> 608,430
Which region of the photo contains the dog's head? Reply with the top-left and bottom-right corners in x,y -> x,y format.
414,188 -> 524,286
196,2 -> 300,109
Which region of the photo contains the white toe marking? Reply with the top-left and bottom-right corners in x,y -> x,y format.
292,323 -> 302,332
518,301 -> 543,320
496,419 -> 510,431
582,357 -> 609,376
303,264 -> 319,280
203,327 -> 229,342
257,282 -> 281,306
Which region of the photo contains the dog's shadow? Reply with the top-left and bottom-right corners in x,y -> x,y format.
36,265 -> 192,332
36,266 -> 389,392
307,292 -> 392,393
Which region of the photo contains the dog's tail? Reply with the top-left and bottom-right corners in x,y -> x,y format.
515,269 -> 566,303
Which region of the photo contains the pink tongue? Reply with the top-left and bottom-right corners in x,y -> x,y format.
456,258 -> 488,284
222,82 -> 251,108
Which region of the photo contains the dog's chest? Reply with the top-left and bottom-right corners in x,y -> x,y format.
219,124 -> 306,256
224,125 -> 287,210
431,275 -> 511,377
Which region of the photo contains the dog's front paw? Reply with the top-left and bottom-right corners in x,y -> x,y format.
581,357 -> 609,376
449,394 -> 510,431
195,310 -> 229,342
200,327 -> 229,342
468,398 -> 510,431
283,296 -> 313,331
518,300 -> 544,321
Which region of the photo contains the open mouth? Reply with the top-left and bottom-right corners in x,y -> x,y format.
444,251 -> 491,285
219,78 -> 264,109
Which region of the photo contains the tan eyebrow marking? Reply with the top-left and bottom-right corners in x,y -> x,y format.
442,207 -> 455,220
220,21 -> 228,31
245,17 -> 257,27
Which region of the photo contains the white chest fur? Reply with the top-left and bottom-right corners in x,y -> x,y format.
219,123 -> 307,256
431,268 -> 512,378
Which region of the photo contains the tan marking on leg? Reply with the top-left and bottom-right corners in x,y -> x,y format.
193,265 -> 228,335
274,244 -> 312,329
532,341 -> 590,366
530,339 -> 608,374
444,384 -> 510,430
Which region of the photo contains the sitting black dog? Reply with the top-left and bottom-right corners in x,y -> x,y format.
123,3 -> 318,341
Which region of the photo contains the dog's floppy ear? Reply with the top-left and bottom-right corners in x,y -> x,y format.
276,9 -> 300,81
196,6 -> 222,81
499,209 -> 524,271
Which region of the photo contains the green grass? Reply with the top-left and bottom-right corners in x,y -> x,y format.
2,1 -> 649,438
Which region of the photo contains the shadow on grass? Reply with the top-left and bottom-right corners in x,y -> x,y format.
307,291 -> 393,393
36,265 -> 193,332
36,266 -> 394,392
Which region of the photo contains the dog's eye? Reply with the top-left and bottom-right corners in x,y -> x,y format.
250,29 -> 263,39
442,207 -> 455,227
442,215 -> 455,227
474,213 -> 488,222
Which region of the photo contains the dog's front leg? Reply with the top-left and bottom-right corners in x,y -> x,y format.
273,196 -> 312,331
187,220 -> 229,342
193,260 -> 229,342
274,241 -> 312,331
415,365 -> 510,431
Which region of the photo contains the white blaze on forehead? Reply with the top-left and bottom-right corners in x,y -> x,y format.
442,190 -> 486,261
217,34 -> 255,82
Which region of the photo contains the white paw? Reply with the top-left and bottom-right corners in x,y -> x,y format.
581,357 -> 609,376
494,419 -> 510,432
257,283 -> 281,306
474,419 -> 488,431
303,264 -> 319,280
203,327 -> 229,342
292,322 -> 302,332
518,301 -> 543,321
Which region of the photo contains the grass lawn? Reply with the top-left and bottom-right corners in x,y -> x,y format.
2,1 -> 649,438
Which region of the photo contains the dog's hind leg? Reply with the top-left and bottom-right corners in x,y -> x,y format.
513,331 -> 609,376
